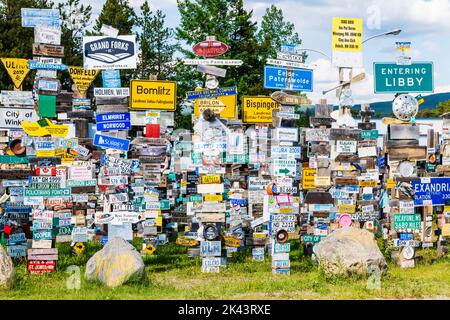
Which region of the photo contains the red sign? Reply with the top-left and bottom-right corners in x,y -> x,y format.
193,40 -> 228,57
27,260 -> 56,274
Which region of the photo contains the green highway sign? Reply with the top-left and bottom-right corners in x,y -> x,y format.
393,214 -> 422,231
361,130 -> 379,139
374,62 -> 434,93
67,179 -> 97,187
24,188 -> 71,197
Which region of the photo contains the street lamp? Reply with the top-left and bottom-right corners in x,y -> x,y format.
362,28 -> 402,44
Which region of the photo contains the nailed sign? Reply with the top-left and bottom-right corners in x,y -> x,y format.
1,58 -> 31,89
242,96 -> 279,123
374,62 -> 434,93
130,80 -> 176,110
264,66 -> 313,92
68,66 -> 99,97
83,36 -> 137,70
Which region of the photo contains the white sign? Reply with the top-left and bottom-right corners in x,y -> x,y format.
0,108 -> 39,128
276,52 -> 304,63
83,35 -> 137,70
34,24 -> 61,45
94,87 -> 130,97
273,159 -> 297,177
68,165 -> 93,180
274,128 -> 298,142
183,59 -> 243,66
100,24 -> 119,37
358,146 -> 377,158
271,146 -> 301,159
336,140 -> 357,153
197,184 -> 224,194
266,58 -> 309,69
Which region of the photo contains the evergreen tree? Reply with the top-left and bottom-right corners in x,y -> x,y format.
135,1 -> 176,80
92,0 -> 135,35
257,4 -> 303,61
0,0 -> 53,90
57,0 -> 92,90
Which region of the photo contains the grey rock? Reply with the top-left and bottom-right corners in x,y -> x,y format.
0,245 -> 15,289
315,227 -> 387,276
85,237 -> 145,288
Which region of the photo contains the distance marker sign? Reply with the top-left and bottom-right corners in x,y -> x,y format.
374,62 -> 434,93
130,80 -> 176,110
242,96 -> 280,123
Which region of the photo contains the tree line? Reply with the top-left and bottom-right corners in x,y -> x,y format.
0,0 -> 306,128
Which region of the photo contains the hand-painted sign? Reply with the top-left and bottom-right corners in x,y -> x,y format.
411,177 -> 450,206
32,43 -> 64,57
34,24 -> 61,45
93,133 -> 130,152
130,80 -> 177,110
96,112 -> 131,131
83,36 -> 137,70
1,58 -> 31,89
242,96 -> 279,123
264,66 -> 313,92
373,62 -> 434,93
68,66 -> 99,97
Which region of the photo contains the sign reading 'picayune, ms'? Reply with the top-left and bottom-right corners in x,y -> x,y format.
83,36 -> 137,70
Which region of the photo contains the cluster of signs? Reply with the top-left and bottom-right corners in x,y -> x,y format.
0,12 -> 448,277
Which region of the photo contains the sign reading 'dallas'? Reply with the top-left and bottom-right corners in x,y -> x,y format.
130,80 -> 176,110
1,58 -> 31,89
242,96 -> 279,123
373,62 -> 434,93
332,17 -> 363,68
68,66 -> 99,97
83,36 -> 137,70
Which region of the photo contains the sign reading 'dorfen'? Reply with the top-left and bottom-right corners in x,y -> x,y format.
83,36 -> 137,70
93,133 -> 130,152
264,66 -> 313,92
373,62 -> 434,93
411,177 -> 450,206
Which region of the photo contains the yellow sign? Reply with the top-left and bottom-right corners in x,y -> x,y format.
55,149 -> 75,163
224,236 -> 241,248
279,207 -> 293,214
155,216 -> 162,227
338,204 -> 356,213
72,242 -> 85,254
21,120 -> 68,137
332,17 -> 363,52
194,89 -> 237,119
386,178 -> 395,189
36,150 -> 56,157
130,80 -> 177,110
1,58 -> 30,88
201,174 -> 221,184
242,96 -> 279,123
314,176 -> 331,187
145,243 -> 156,255
176,237 -> 199,247
302,168 -> 316,190
68,66 -> 99,97
204,194 -> 223,202
359,180 -> 378,187
442,224 -> 450,237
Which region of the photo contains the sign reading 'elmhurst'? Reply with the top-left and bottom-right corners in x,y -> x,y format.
130,80 -> 177,110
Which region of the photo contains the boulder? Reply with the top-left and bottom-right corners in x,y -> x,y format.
0,245 -> 15,289
85,237 -> 145,288
315,227 -> 387,277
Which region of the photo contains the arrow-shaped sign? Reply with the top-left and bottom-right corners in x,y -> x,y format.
322,72 -> 366,95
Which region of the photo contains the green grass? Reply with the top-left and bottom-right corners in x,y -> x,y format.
1,242 -> 449,300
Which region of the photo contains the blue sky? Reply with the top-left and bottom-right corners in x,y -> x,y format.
56,0 -> 450,105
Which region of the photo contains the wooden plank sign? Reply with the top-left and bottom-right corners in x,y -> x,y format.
271,91 -> 311,106
27,260 -> 56,274
223,236 -> 241,248
33,43 -> 64,57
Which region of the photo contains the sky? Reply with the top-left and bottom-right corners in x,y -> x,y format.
55,0 -> 450,105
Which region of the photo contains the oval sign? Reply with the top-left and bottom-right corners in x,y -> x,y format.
192,40 -> 228,57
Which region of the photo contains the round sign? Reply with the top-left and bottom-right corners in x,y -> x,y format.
398,161 -> 415,178
205,75 -> 219,89
392,94 -> 418,121
203,224 -> 219,241
402,246 -> 415,260
192,40 -> 229,57
10,139 -> 26,156
276,230 -> 289,243
339,214 -> 352,228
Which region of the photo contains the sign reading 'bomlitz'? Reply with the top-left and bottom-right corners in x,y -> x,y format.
130,80 -> 176,110
83,36 -> 137,70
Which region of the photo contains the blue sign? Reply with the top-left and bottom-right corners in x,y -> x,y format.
280,43 -> 297,54
186,87 -> 237,100
264,66 -> 313,92
28,60 -> 67,71
84,37 -> 135,64
102,70 -> 121,88
21,8 -> 60,27
399,233 -> 413,241
96,112 -> 131,131
377,156 -> 386,168
93,134 -> 130,152
411,177 -> 450,206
